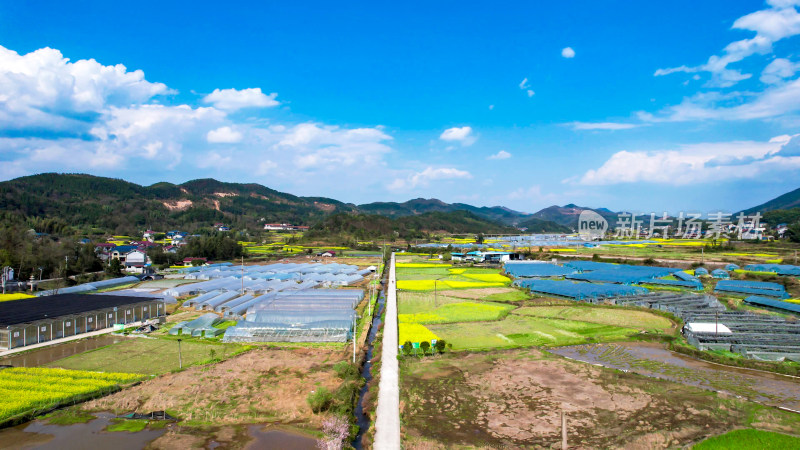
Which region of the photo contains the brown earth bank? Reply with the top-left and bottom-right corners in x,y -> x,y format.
82,346 -> 345,430
400,348 -> 800,449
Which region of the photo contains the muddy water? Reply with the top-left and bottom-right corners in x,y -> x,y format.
352,277 -> 387,450
0,335 -> 128,368
244,425 -> 317,449
0,413 -> 165,450
550,342 -> 800,410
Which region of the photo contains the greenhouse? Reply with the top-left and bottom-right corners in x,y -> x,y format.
36,276 -> 141,297
725,263 -> 740,271
714,280 -> 790,299
504,262 -> 576,278
711,269 -> 730,279
744,263 -> 800,276
743,296 -> 800,315
642,278 -> 703,290
222,289 -> 363,343
514,279 -> 648,301
613,291 -> 800,360
674,271 -> 701,283
168,313 -> 225,337
694,267 -> 709,276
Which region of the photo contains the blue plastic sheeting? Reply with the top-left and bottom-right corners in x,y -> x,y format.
674,271 -> 701,283
641,279 -> 703,290
743,296 -> 800,314
711,269 -> 730,279
714,280 -> 789,299
725,264 -> 740,271
504,262 -> 576,278
744,264 -> 800,276
716,280 -> 786,291
694,267 -> 709,276
564,264 -> 679,284
562,261 -> 678,278
515,279 -> 648,300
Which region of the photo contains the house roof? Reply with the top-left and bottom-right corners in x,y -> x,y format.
113,245 -> 139,253
0,294 -> 160,326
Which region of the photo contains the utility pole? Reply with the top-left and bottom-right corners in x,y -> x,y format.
177,338 -> 183,369
241,256 -> 244,295
561,410 -> 568,449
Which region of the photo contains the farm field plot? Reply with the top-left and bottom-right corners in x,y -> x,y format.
513,305 -> 675,332
436,287 -> 530,302
694,429 -> 800,449
83,346 -> 344,429
428,315 -> 637,350
400,348 -> 800,449
399,301 -> 514,325
550,342 -> 800,411
45,338 -> 250,375
0,368 -> 142,424
396,265 -> 511,291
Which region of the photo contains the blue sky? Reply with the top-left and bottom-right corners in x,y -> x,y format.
1,1 -> 799,215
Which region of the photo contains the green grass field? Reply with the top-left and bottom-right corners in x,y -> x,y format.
693,429 -> 800,449
428,315 -> 636,350
45,338 -> 250,375
512,305 -> 674,332
399,301 -> 514,324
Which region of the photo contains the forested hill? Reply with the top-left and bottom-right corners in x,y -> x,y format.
0,173 -> 526,236
0,173 -> 356,235
305,211 -> 519,240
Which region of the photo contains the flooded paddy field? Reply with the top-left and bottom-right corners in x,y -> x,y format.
400,347 -> 800,449
0,411 -> 316,449
0,335 -> 127,368
550,342 -> 800,411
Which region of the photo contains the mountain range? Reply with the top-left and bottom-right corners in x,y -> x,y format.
1,173 -> 798,236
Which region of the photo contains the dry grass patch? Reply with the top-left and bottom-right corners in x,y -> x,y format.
83,346 -> 344,428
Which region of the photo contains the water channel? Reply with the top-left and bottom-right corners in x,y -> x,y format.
351,275 -> 387,450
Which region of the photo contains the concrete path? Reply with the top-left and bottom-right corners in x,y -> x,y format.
374,253 -> 400,449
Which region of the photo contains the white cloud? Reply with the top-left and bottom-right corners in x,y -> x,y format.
388,167 -> 472,190
278,123 -> 392,169
642,77 -> 800,122
561,47 -> 575,58
527,89 -> 535,97
439,126 -> 476,146
655,2 -> 800,87
0,44 -> 169,133
489,104 -> 494,110
207,126 -> 243,143
202,87 -> 279,111
569,121 -> 640,130
488,150 -> 512,160
519,78 -> 530,89
760,58 -> 800,83
577,135 -> 800,185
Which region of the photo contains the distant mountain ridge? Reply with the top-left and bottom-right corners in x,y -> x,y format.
741,186 -> 800,215
0,173 -> 647,235
530,203 -> 619,228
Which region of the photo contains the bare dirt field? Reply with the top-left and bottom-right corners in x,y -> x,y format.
83,346 -> 347,439
400,348 -> 800,449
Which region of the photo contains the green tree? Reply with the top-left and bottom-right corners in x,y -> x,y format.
402,341 -> 413,356
420,341 -> 431,356
434,339 -> 446,354
106,258 -> 122,276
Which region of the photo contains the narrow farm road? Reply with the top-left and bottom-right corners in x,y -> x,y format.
374,253 -> 401,449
